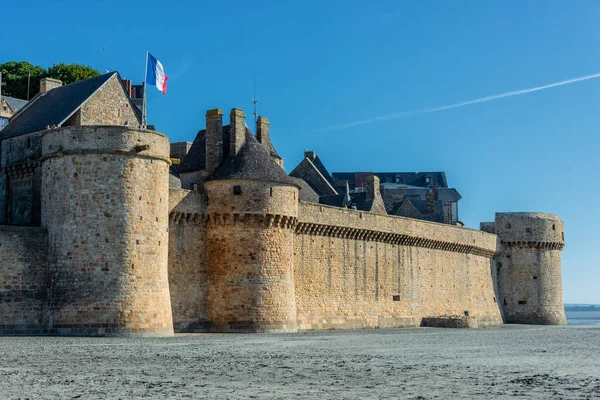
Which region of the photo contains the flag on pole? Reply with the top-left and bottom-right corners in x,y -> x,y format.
146,53 -> 168,95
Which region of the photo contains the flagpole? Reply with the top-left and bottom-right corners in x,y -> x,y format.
0,72 -> 3,130
142,49 -> 148,128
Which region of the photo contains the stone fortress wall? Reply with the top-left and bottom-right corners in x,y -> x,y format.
0,121 -> 566,336
41,126 -> 174,337
166,186 -> 504,332
0,226 -> 48,335
482,213 -> 566,325
293,203 -> 502,330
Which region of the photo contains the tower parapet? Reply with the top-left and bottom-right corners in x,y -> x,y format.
41,126 -> 174,336
492,212 -> 566,325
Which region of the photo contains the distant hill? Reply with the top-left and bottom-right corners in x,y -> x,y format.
564,304 -> 600,312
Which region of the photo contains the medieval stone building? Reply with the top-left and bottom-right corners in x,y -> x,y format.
0,72 -> 566,336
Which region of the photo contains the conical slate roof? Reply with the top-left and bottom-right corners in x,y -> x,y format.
207,129 -> 298,187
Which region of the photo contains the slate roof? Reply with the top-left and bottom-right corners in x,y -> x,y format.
178,125 -> 282,174
319,192 -> 374,212
3,96 -> 28,113
391,198 -> 444,223
178,129 -> 207,172
0,71 -> 138,139
332,172 -> 448,189
289,177 -> 320,203
305,152 -> 335,186
207,129 -> 298,186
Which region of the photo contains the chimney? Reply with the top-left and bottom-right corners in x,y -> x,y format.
304,150 -> 316,160
205,108 -> 223,174
40,78 -> 62,94
229,108 -> 245,157
122,79 -> 133,98
256,116 -> 270,149
366,175 -> 380,200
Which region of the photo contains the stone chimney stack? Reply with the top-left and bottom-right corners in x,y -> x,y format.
40,78 -> 62,94
256,116 -> 270,149
229,108 -> 245,157
205,108 -> 223,174
366,175 -> 380,200
122,79 -> 133,98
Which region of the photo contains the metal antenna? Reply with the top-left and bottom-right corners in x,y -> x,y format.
252,73 -> 259,124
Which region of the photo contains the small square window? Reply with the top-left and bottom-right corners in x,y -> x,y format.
392,295 -> 400,302
233,185 -> 242,195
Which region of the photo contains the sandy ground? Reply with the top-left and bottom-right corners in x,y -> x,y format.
0,325 -> 599,399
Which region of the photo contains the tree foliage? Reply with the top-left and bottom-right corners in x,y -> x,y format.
47,63 -> 100,85
0,61 -> 100,100
0,61 -> 46,100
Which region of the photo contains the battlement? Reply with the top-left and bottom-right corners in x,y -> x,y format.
494,212 -> 564,245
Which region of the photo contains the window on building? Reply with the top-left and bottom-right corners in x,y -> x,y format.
424,176 -> 431,184
395,177 -> 401,183
233,185 -> 242,195
518,300 -> 527,305
192,183 -> 198,191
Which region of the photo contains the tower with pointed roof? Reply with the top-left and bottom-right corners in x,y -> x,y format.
203,109 -> 300,332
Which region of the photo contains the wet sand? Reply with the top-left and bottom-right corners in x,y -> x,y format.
0,325 -> 599,399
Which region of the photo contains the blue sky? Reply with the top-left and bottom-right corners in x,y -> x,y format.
2,1 -> 599,303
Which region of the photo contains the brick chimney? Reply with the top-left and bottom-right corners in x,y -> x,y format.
256,116 -> 270,149
122,79 -> 133,98
205,108 -> 223,174
40,78 -> 62,94
229,108 -> 245,157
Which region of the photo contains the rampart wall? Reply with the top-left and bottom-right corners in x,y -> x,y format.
293,203 -> 502,330
0,226 -> 48,334
168,188 -> 208,332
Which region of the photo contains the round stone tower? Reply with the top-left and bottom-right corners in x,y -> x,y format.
204,120 -> 299,333
494,212 -> 566,325
41,126 -> 174,337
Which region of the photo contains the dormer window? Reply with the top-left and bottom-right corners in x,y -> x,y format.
395,177 -> 401,183
424,176 -> 431,184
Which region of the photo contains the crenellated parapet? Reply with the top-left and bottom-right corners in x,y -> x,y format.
295,221 -> 496,257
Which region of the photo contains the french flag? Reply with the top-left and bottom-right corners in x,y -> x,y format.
146,53 -> 168,94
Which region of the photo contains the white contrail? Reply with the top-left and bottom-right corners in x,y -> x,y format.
313,72 -> 600,132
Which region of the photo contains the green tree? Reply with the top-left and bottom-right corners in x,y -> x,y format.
0,61 -> 46,100
47,63 -> 100,85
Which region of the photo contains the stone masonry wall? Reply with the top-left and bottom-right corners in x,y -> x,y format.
0,226 -> 48,335
79,75 -> 139,126
205,180 -> 298,332
494,213 -> 566,325
41,126 -> 173,337
294,202 -> 502,330
168,188 -> 208,332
